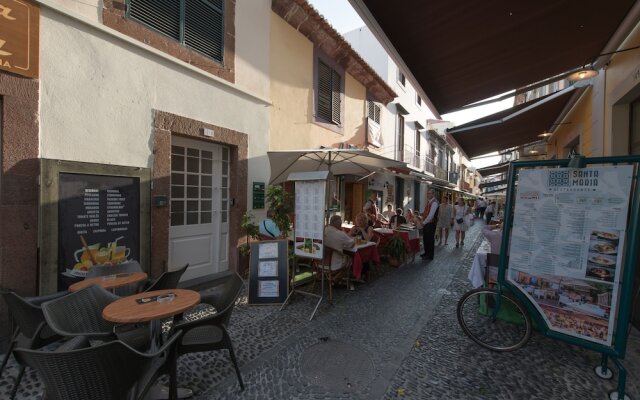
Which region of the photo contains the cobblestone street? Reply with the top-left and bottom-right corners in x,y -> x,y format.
1,222 -> 639,400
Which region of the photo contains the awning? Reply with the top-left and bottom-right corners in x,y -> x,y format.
448,86 -> 586,159
352,0 -> 636,114
477,162 -> 510,177
267,149 -> 407,184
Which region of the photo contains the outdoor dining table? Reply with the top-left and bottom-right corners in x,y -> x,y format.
374,227 -> 421,260
468,239 -> 494,288
344,241 -> 380,279
68,271 -> 148,293
102,288 -> 200,350
102,288 -> 201,399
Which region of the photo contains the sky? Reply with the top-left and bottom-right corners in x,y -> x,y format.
306,0 -> 507,168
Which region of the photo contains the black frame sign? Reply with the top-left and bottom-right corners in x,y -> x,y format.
248,240 -> 289,304
58,173 -> 140,281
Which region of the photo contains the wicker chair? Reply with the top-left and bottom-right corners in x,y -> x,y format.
41,284 -> 148,349
314,247 -> 350,301
85,260 -> 146,295
170,272 -> 245,390
0,289 -> 67,399
145,264 -> 189,292
14,331 -> 183,400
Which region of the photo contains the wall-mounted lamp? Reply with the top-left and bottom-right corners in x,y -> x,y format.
568,67 -> 598,81
528,150 -> 539,155
538,132 -> 553,138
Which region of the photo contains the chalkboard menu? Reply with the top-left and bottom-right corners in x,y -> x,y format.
58,173 -> 140,278
248,240 -> 289,304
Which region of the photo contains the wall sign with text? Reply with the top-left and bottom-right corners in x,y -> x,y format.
0,0 -> 39,78
58,173 -> 140,279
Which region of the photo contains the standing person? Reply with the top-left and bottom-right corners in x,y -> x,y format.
477,198 -> 487,218
485,201 -> 495,225
453,198 -> 471,248
420,189 -> 439,260
436,196 -> 453,246
363,191 -> 379,227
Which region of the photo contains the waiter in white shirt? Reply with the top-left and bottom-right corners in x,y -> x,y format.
420,189 -> 439,260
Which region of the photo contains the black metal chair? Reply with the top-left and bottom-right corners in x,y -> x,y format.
170,272 -> 245,390
41,284 -> 148,349
145,264 -> 189,292
85,260 -> 146,295
0,289 -> 67,399
14,331 -> 183,400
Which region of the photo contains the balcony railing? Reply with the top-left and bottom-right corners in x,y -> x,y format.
434,165 -> 447,181
424,157 -> 435,174
404,145 -> 421,169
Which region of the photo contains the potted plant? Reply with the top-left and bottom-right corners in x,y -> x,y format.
238,212 -> 260,277
265,185 -> 293,238
383,235 -> 408,267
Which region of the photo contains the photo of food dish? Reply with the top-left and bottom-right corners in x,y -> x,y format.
591,230 -> 619,241
590,241 -> 617,255
296,242 -> 321,254
586,265 -> 614,282
587,252 -> 616,267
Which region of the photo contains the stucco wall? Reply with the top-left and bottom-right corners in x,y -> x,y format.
39,7 -> 271,193
269,13 -> 366,150
551,89 -> 593,158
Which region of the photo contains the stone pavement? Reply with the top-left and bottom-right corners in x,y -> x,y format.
1,222 -> 639,399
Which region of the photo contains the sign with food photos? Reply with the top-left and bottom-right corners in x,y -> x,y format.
507,165 -> 634,346
294,180 -> 326,260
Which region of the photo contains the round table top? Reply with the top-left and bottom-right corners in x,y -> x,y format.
102,288 -> 201,324
69,272 -> 148,293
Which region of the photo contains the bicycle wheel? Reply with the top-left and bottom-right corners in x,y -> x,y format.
457,287 -> 532,352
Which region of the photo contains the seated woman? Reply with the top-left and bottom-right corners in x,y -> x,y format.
349,213 -> 375,242
405,209 -> 423,228
259,210 -> 281,239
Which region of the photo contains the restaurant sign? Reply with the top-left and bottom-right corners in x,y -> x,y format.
507,166 -> 634,346
0,0 -> 39,78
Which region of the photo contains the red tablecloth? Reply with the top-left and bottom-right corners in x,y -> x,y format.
345,244 -> 380,279
374,230 -> 420,254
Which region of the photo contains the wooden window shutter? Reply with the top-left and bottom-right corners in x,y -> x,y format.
331,69 -> 341,124
317,61 -> 333,121
185,0 -> 224,62
129,0 -> 181,41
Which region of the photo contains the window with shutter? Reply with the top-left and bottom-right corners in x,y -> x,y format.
128,0 -> 224,63
316,60 -> 342,125
367,100 -> 381,124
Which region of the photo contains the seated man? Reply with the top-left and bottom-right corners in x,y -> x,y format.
324,214 -> 355,273
389,208 -> 407,227
259,210 -> 281,239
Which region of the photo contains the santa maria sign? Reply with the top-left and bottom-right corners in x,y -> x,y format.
0,0 -> 39,78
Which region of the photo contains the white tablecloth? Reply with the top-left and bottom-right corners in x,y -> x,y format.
468,252 -> 487,288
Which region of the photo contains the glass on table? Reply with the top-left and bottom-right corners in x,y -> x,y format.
157,293 -> 176,304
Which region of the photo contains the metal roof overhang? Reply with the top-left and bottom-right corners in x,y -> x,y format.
448,86 -> 586,159
352,0 -> 637,114
477,162 -> 510,177
479,179 -> 508,189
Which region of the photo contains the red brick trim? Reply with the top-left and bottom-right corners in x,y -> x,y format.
0,72 -> 39,333
151,110 -> 247,278
103,0 -> 235,83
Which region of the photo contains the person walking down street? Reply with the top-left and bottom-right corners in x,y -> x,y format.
485,201 -> 495,225
420,189 -> 439,260
436,196 -> 453,246
476,198 -> 487,218
453,198 -> 471,248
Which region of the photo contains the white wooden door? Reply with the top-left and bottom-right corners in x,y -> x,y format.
170,137 -> 229,281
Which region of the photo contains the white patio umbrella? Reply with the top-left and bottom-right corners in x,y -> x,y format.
267,149 -> 407,184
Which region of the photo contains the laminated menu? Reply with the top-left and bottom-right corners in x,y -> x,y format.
507,165 -> 633,346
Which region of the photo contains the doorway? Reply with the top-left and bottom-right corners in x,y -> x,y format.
170,136 -> 230,281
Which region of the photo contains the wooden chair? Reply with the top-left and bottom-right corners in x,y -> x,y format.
314,247 -> 351,301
